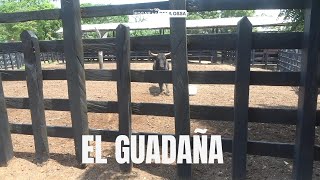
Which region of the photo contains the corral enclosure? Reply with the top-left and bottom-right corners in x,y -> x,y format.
0,0 -> 320,180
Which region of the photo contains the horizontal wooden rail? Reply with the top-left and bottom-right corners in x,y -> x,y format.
5,98 -> 320,126
0,32 -> 303,53
0,70 -> 301,86
9,123 -> 320,161
0,9 -> 61,23
0,0 -> 304,23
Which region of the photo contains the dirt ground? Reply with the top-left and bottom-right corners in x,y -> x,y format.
0,61 -> 319,180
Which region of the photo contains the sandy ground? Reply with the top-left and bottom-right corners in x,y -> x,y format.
0,61 -> 319,180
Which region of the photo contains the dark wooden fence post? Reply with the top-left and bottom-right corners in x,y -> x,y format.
51,52 -> 54,62
16,52 -> 21,69
116,24 -> 132,173
169,0 -> 192,178
232,17 -> 252,180
44,53 -> 47,63
2,53 -> 7,70
62,53 -> 65,64
8,53 -> 14,70
212,50 -> 217,63
21,30 -> 49,164
0,74 -> 13,167
61,0 -> 89,166
293,0 -> 320,179
221,51 -> 225,64
251,50 -> 255,65
264,50 -> 268,69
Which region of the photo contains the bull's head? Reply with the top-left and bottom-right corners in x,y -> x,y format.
149,51 -> 171,69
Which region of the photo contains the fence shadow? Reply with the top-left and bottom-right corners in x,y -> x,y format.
14,151 -> 79,167
79,157 -> 175,180
256,104 -> 297,110
14,151 -> 175,179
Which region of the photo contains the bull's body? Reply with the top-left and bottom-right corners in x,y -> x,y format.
149,51 -> 170,94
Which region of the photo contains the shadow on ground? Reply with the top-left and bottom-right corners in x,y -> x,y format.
79,158 -> 176,180
14,151 -> 79,167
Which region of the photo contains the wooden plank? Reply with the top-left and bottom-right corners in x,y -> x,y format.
0,0 -> 303,23
232,17 -> 252,180
252,33 -> 302,50
187,32 -> 303,51
0,39 -> 115,53
186,0 -> 304,11
0,9 -> 60,23
0,70 -> 301,86
61,0 -> 89,166
9,123 -> 320,161
21,30 -> 49,163
0,74 -> 13,167
5,97 -> 320,126
249,71 -> 300,86
116,24 -> 132,172
133,32 -> 302,51
293,0 -> 320,179
0,32 -> 303,53
9,124 -> 119,142
170,0 -> 192,178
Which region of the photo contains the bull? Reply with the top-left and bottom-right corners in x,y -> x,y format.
149,50 -> 171,95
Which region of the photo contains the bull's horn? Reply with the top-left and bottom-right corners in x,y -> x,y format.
149,50 -> 158,56
165,52 -> 171,56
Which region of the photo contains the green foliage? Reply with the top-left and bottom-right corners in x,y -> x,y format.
0,0 -> 61,42
0,1 -> 130,41
220,10 -> 255,18
130,29 -> 159,37
0,0 -> 256,41
279,9 -> 304,32
187,11 -> 220,20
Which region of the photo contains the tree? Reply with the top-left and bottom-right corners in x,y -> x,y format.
279,9 -> 304,32
220,10 -> 255,18
187,11 -> 220,20
0,0 -> 61,42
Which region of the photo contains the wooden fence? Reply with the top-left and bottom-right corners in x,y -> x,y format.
0,0 -> 319,179
251,49 -> 279,68
83,50 -> 234,64
39,52 -> 65,64
0,52 -> 24,70
0,50 -> 269,67
278,49 -> 302,72
0,52 -> 65,70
